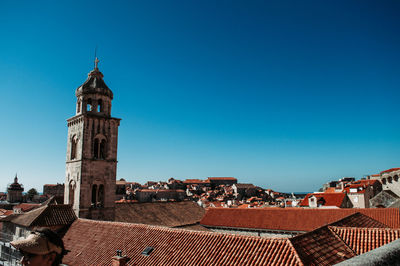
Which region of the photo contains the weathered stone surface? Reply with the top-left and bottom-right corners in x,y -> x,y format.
64,66 -> 120,221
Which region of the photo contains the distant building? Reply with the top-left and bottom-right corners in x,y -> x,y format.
300,192 -> 352,208
342,179 -> 382,208
232,183 -> 258,198
115,179 -> 141,200
370,190 -> 400,208
7,175 -> 23,203
379,168 -> 400,197
43,183 -> 64,203
207,177 -> 237,188
135,189 -> 186,202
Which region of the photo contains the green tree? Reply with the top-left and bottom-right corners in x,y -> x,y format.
27,188 -> 38,201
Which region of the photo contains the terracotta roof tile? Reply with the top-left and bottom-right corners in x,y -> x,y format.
0,209 -> 14,216
115,201 -> 205,227
330,226 -> 400,255
342,179 -> 380,194
380,167 -> 400,175
299,193 -> 346,207
10,204 -> 76,227
207,177 -> 237,181
183,179 -> 209,183
290,226 -> 356,265
200,208 -> 400,232
330,212 -> 388,228
63,219 -> 303,266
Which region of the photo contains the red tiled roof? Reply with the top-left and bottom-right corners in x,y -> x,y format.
330,212 -> 388,228
183,179 -> 210,183
380,167 -> 400,175
330,226 -> 400,255
0,209 -> 13,216
299,192 -> 347,207
10,205 -> 76,227
200,208 -> 400,232
207,177 -> 237,181
63,219 -> 303,266
343,179 -> 380,194
115,201 -> 205,227
290,226 -> 356,265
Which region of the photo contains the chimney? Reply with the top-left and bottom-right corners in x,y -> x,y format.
112,250 -> 130,266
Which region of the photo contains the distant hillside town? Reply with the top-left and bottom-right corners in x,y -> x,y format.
3,168 -> 399,210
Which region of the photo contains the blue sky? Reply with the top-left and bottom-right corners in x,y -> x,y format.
1,1 -> 399,192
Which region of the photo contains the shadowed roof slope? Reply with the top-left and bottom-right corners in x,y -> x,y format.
330,212 -> 388,228
9,204 -> 76,227
289,225 -> 400,265
115,201 -> 205,227
63,219 -> 303,266
290,226 -> 356,266
200,208 -> 400,232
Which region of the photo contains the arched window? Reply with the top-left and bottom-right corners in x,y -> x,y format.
98,185 -> 104,207
87,98 -> 92,112
394,175 -> 399,182
97,99 -> 103,112
69,182 -> 75,206
388,176 -> 393,183
71,136 -> 77,160
91,185 -> 97,207
382,178 -> 387,185
93,137 -> 107,159
77,100 -> 81,113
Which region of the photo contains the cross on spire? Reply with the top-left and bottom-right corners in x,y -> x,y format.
95,57 -> 99,69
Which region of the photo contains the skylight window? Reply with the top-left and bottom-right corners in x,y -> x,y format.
141,247 -> 154,256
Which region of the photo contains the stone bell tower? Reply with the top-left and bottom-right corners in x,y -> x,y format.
64,58 -> 121,221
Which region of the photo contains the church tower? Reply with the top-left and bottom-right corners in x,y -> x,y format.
64,59 -> 121,221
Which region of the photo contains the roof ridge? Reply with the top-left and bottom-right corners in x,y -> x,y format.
75,218 -> 290,241
30,205 -> 53,226
330,226 -> 400,232
329,212 -> 388,228
327,226 -> 358,256
285,238 -> 305,266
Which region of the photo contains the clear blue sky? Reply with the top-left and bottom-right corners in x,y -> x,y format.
1,1 -> 399,193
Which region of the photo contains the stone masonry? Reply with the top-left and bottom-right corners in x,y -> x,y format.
64,60 -> 121,221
